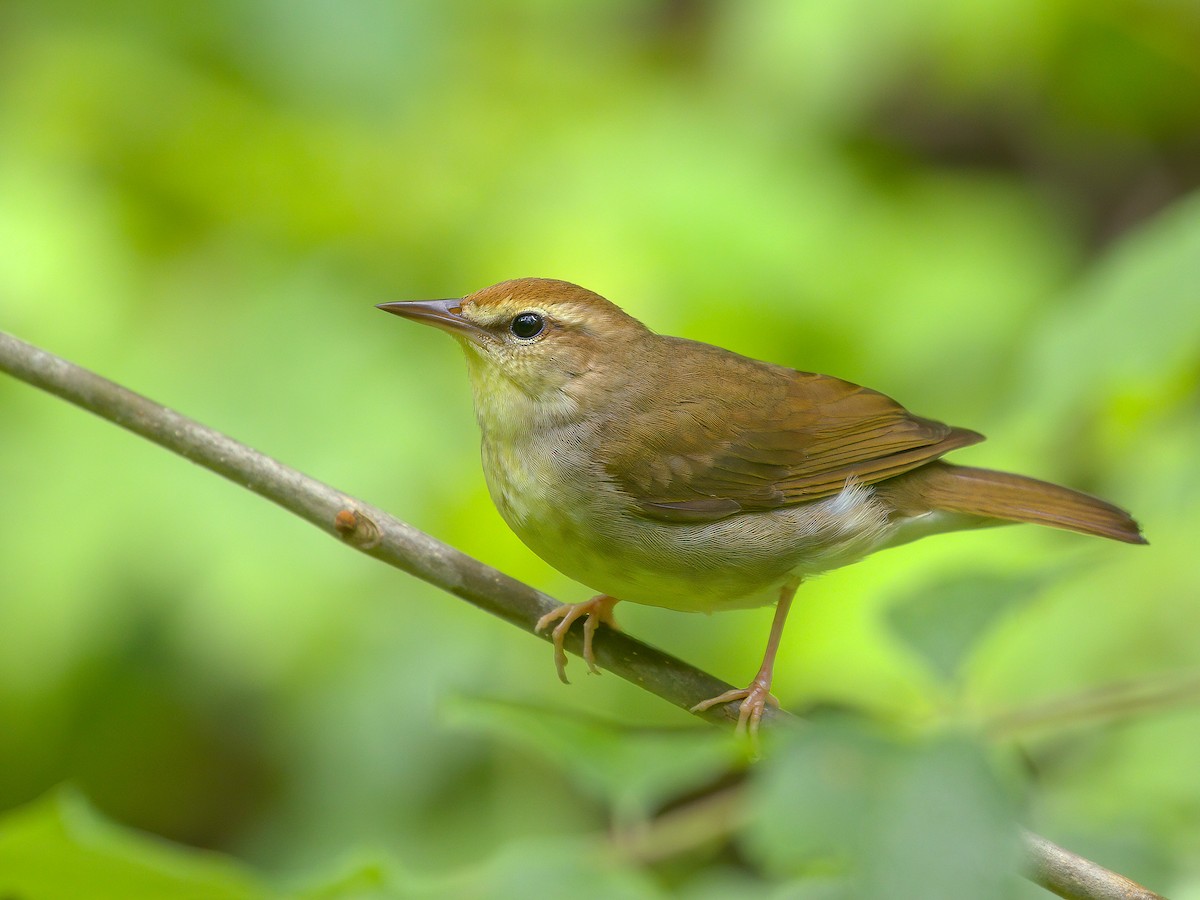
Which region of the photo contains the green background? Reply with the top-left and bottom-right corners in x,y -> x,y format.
1,1 -> 1198,897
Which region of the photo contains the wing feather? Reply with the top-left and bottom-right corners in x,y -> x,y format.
603,343 -> 983,524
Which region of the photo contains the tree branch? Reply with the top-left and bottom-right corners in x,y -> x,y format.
0,330 -> 745,723
0,329 -> 1167,900
1023,831 -> 1165,900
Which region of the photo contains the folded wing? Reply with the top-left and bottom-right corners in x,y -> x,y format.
605,351 -> 983,524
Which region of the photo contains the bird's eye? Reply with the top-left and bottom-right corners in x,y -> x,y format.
510,312 -> 545,339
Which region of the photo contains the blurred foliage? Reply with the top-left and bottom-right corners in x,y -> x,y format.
1,1 -> 1199,897
0,789 -> 265,899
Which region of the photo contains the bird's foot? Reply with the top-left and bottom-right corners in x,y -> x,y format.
534,595 -> 621,683
691,678 -> 779,737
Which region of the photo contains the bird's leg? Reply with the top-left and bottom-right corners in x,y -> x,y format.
535,595 -> 621,683
691,578 -> 800,737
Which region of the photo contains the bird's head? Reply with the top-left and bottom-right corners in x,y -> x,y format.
379,278 -> 648,407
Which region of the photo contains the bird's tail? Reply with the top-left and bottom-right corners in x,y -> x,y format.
879,462 -> 1146,544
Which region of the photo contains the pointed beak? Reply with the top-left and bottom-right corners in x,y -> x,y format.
376,299 -> 486,342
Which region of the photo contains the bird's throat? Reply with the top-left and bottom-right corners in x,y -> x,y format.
461,346 -> 583,443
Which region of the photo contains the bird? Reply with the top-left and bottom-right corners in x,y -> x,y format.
378,278 -> 1145,734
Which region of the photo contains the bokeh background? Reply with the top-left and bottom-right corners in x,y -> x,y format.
2,1 -> 1199,897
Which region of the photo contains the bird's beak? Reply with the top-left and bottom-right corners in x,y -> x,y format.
376,299 -> 486,343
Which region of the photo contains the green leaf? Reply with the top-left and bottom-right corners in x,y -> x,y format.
441,837 -> 663,900
743,717 -> 892,875
886,572 -> 1035,681
859,736 -> 1020,900
745,723 -> 1020,898
445,696 -> 742,823
294,858 -> 412,900
0,787 -> 269,900
1030,193 -> 1200,405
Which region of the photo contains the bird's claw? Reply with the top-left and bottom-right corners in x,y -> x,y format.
691,681 -> 779,738
535,595 -> 620,683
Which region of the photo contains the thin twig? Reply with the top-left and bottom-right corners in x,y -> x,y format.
613,784 -> 748,864
0,329 -> 1168,900
987,671 -> 1200,739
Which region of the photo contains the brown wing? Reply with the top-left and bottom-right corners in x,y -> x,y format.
604,340 -> 983,524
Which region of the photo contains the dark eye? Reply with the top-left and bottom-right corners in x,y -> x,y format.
510,312 -> 545,339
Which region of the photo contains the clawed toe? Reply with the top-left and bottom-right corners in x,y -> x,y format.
691,683 -> 780,737
535,595 -> 620,683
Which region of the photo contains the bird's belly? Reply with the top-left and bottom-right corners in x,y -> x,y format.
484,438 -> 895,612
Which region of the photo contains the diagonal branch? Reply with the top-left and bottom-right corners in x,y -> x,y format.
1023,831 -> 1165,900
0,329 -> 1166,900
0,329 -> 743,723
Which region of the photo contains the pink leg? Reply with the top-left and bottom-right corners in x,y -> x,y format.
691,578 -> 799,737
535,595 -> 621,683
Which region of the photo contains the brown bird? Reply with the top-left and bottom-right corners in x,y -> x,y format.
379,278 -> 1145,733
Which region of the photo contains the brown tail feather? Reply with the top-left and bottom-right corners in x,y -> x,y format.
879,462 -> 1146,544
